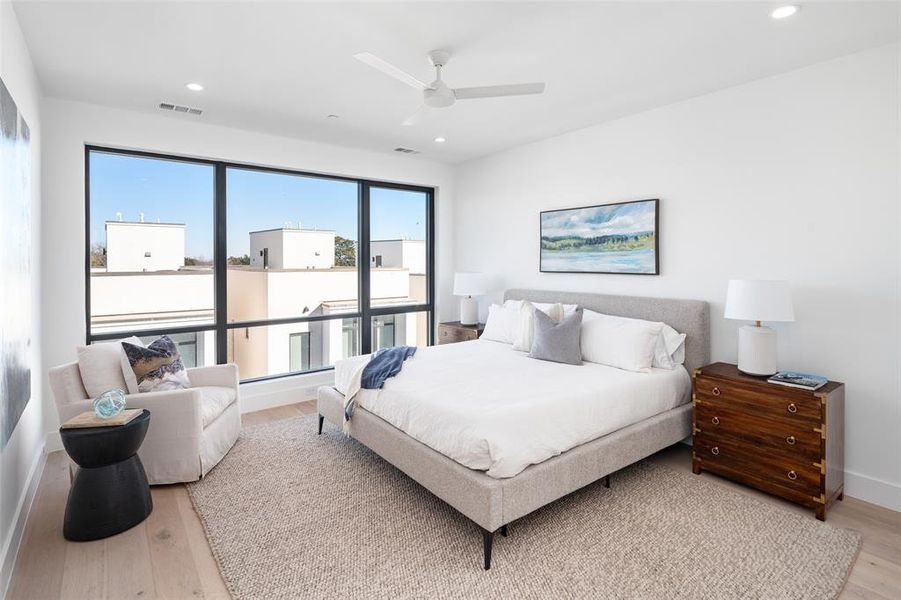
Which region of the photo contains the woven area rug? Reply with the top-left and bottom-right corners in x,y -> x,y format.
187,416 -> 861,600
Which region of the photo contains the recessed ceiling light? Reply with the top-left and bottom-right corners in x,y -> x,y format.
186,82 -> 204,92
434,136 -> 447,143
771,5 -> 799,19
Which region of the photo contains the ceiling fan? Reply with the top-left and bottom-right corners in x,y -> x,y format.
353,49 -> 546,126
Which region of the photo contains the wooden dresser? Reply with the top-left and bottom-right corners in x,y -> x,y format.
692,362 -> 844,520
437,321 -> 484,344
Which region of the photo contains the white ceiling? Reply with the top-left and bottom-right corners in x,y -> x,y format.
13,1 -> 901,163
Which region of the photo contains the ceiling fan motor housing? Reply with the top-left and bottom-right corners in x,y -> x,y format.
424,82 -> 455,108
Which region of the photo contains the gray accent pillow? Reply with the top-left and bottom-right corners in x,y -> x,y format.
529,308 -> 583,365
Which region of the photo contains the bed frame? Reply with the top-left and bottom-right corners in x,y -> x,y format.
317,289 -> 709,569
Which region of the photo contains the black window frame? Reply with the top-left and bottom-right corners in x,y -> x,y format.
84,145 -> 436,383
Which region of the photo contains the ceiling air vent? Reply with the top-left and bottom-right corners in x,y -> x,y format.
393,147 -> 418,154
159,102 -> 203,116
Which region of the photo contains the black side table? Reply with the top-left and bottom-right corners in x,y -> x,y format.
60,409 -> 153,541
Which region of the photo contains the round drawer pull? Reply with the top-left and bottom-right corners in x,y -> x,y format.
711,387 -> 721,396
711,446 -> 720,456
786,435 -> 796,445
711,416 -> 720,425
787,403 -> 798,414
787,470 -> 798,481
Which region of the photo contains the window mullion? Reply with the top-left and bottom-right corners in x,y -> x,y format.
214,162 -> 228,364
360,182 -> 372,353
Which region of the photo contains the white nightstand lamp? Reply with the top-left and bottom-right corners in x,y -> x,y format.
724,279 -> 795,376
453,272 -> 489,326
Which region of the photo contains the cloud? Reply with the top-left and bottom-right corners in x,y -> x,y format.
542,202 -> 655,238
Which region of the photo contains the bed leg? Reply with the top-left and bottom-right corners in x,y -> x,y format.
500,524 -> 507,537
482,528 -> 494,570
603,474 -> 610,488
317,414 -> 324,435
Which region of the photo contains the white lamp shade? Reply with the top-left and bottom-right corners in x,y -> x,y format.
453,272 -> 490,296
724,279 -> 795,322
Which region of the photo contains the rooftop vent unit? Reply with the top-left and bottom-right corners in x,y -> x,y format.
393,147 -> 419,154
159,102 -> 203,116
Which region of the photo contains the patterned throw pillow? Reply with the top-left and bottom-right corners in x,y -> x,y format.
121,336 -> 191,393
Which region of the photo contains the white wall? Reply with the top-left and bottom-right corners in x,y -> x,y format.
0,2 -> 42,595
105,221 -> 185,272
249,229 -> 336,270
281,230 -> 335,270
454,43 -> 901,510
40,96 -> 455,429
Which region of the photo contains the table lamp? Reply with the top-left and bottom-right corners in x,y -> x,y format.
724,279 -> 794,376
453,272 -> 490,326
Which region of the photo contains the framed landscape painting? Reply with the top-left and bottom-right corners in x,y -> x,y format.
540,198 -> 659,275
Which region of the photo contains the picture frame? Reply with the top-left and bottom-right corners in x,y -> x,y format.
1,76 -> 33,448
539,198 -> 659,275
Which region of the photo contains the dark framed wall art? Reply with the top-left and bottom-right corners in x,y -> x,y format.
540,198 -> 659,275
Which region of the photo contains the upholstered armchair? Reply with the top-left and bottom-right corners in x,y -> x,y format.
49,363 -> 242,484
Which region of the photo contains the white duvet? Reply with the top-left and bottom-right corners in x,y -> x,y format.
334,339 -> 691,479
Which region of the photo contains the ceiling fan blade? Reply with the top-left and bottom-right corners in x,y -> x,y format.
453,82 -> 546,100
402,105 -> 431,127
354,52 -> 430,91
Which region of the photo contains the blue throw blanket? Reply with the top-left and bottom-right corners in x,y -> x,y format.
362,346 -> 417,389
344,346 -> 417,423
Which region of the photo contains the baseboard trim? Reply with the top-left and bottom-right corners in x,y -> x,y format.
845,468 -> 901,512
240,371 -> 333,414
0,446 -> 47,600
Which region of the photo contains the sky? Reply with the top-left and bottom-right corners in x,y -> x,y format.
540,200 -> 656,239
89,152 -> 428,260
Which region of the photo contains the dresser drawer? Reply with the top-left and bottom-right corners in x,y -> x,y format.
694,403 -> 821,461
695,433 -> 822,494
438,325 -> 478,344
695,375 -> 821,425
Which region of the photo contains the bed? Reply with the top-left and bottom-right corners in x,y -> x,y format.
317,289 -> 709,569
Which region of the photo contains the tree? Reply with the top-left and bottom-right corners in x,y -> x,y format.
90,243 -> 106,268
335,236 -> 356,267
227,254 -> 250,266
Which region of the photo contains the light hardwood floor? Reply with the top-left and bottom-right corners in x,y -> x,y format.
8,400 -> 901,600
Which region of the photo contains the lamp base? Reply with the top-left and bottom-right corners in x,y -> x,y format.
460,296 -> 479,326
737,325 -> 778,377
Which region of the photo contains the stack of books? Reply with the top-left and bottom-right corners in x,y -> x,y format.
767,371 -> 828,391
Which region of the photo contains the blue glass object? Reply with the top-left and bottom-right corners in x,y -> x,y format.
93,389 -> 127,419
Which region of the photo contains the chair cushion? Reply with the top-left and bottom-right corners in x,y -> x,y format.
197,386 -> 237,428
76,336 -> 142,398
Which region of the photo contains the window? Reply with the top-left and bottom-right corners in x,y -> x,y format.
370,312 -> 428,349
86,151 -> 215,339
372,315 -> 395,351
342,319 -> 359,359
289,332 -> 311,373
86,147 -> 434,382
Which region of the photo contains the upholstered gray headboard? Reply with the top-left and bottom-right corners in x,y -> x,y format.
503,289 -> 710,373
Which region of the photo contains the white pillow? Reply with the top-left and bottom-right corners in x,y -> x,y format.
504,300 -> 578,317
652,335 -> 676,370
77,336 -> 142,398
660,325 -> 687,367
580,310 -> 662,372
513,301 -> 565,352
481,304 -> 519,344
